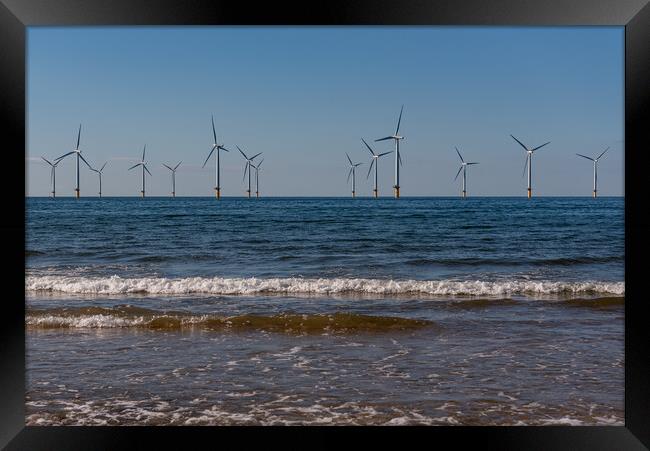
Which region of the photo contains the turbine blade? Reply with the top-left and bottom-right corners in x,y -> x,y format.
55,151 -> 75,161
354,162 -> 363,167
142,144 -> 146,161
128,163 -> 141,170
576,153 -> 594,161
163,163 -> 174,171
144,165 -> 152,176
395,105 -> 404,134
76,124 -> 81,150
257,159 -> 264,169
174,161 -> 182,170
510,135 -> 528,151
41,157 -> 53,166
100,162 -> 107,172
398,151 -> 403,166
374,136 -> 393,142
596,147 -> 609,161
532,141 -> 550,151
361,138 -> 376,156
236,145 -> 248,160
202,146 -> 216,168
211,115 -> 217,143
378,151 -> 393,157
454,166 -> 463,181
220,146 -> 231,152
346,152 -> 353,166
522,155 -> 529,178
347,167 -> 353,183
467,162 -> 479,165
249,152 -> 262,161
242,162 -> 249,182
366,159 -> 375,179
79,153 -> 93,169
455,147 -> 464,163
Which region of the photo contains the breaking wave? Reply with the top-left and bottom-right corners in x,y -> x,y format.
25,275 -> 625,297
26,306 -> 433,333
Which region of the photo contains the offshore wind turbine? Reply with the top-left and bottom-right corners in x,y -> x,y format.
345,153 -> 363,198
511,135 -> 551,198
41,157 -> 61,198
202,115 -> 231,199
362,138 -> 392,198
454,147 -> 479,198
163,161 -> 182,197
576,147 -> 609,198
90,162 -> 107,198
236,146 -> 262,198
54,124 -> 93,198
128,145 -> 152,198
253,159 -> 264,198
375,105 -> 405,198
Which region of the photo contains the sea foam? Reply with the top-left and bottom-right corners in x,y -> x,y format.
25,275 -> 625,297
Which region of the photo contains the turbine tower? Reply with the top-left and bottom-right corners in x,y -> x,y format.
236,146 -> 262,198
253,159 -> 264,198
375,105 -> 405,198
345,153 -> 363,198
454,147 -> 479,198
511,135 -> 550,198
90,162 -> 107,198
202,115 -> 231,199
362,138 -> 392,198
54,124 -> 93,198
163,161 -> 182,197
41,157 -> 61,198
576,147 -> 609,198
128,145 -> 152,198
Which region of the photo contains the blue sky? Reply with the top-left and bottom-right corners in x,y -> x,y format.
26,27 -> 623,197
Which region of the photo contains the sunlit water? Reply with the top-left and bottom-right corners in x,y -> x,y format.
25,197 -> 624,425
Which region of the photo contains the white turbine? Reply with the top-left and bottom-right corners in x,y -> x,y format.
362,138 -> 392,198
54,124 -> 93,198
128,144 -> 152,198
454,147 -> 479,198
576,147 -> 609,198
511,134 -> 551,198
202,115 -> 231,199
253,158 -> 264,198
41,157 -> 61,198
345,153 -> 363,198
237,146 -> 262,198
90,162 -> 107,198
162,161 -> 182,198
375,105 -> 405,198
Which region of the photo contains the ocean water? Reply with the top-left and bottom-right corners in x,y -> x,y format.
25,197 -> 624,425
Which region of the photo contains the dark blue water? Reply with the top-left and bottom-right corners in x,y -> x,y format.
25,197 -> 624,425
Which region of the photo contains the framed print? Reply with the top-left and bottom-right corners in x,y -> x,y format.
2,0 -> 649,449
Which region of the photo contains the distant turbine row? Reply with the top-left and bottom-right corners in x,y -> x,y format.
40,107 -> 610,198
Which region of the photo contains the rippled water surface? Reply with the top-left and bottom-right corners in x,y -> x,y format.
26,197 -> 624,425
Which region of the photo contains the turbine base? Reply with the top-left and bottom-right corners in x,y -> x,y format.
527,188 -> 532,199
74,188 -> 80,199
256,191 -> 259,198
352,191 -> 355,198
394,186 -> 400,198
593,190 -> 597,198
141,191 -> 145,198
215,187 -> 220,199
462,190 -> 466,199
373,189 -> 378,198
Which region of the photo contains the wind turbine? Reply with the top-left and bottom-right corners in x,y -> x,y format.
362,138 -> 392,198
54,124 -> 93,198
236,146 -> 262,198
128,144 -> 152,198
162,161 -> 182,198
454,147 -> 479,198
253,158 -> 264,198
511,135 -> 551,198
375,105 -> 405,198
345,153 -> 363,198
576,147 -> 609,198
202,115 -> 231,199
90,162 -> 107,198
41,157 -> 61,198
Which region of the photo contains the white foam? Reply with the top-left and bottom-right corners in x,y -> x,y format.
25,275 -> 625,297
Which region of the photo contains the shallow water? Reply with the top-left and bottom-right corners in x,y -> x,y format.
25,197 -> 624,425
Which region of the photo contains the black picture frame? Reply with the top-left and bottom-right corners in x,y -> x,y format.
3,0 -> 649,448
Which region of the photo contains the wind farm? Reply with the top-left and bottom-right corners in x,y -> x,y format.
362,138 -> 393,198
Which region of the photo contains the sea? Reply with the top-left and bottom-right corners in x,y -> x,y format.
25,196 -> 624,426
